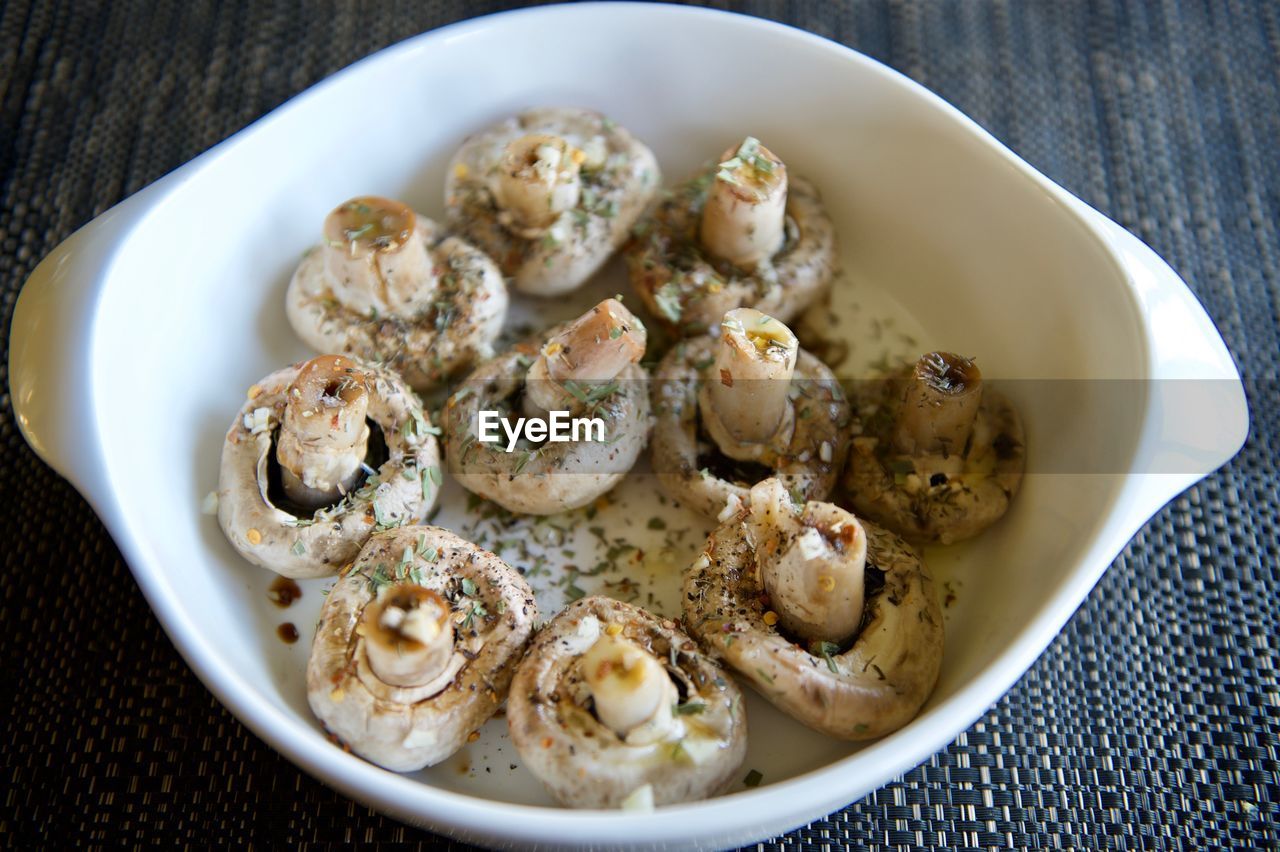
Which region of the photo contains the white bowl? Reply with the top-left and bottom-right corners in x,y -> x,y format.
9,3 -> 1247,848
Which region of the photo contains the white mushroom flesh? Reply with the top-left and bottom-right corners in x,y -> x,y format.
699,137 -> 787,269
703,308 -> 798,449
362,586 -> 455,688
580,633 -> 676,742
748,479 -> 866,645
321,197 -> 438,318
275,355 -> 371,509
491,134 -> 584,237
524,298 -> 647,415
893,351 -> 984,456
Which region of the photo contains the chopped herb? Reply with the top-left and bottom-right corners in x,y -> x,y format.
609,325 -> 623,340
654,281 -> 683,322
673,702 -> 706,716
396,546 -> 414,580
291,539 -> 306,556
647,517 -> 667,530
428,465 -> 444,486
693,357 -> 715,371
755,668 -> 775,685
564,583 -> 587,602
809,640 -> 841,673
461,577 -> 478,596
743,769 -> 764,788
365,564 -> 392,594
461,599 -> 488,629
562,380 -> 621,415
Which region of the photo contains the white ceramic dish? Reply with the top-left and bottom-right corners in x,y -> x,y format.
9,4 -> 1247,849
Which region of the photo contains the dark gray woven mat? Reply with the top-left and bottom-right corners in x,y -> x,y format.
2,1 -> 1277,848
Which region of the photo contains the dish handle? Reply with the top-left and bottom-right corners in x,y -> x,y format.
1092,213 -> 1249,525
9,205 -> 141,498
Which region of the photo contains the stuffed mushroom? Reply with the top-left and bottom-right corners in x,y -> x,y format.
843,351 -> 1025,544
508,596 -> 747,809
684,478 -> 943,739
651,308 -> 850,520
307,526 -> 538,771
286,196 -> 508,391
444,298 -> 652,514
216,354 -> 441,578
445,107 -> 660,296
627,137 -> 837,334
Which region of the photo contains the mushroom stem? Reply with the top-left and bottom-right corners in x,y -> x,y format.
699,137 -> 788,269
580,633 -> 676,739
748,479 -> 866,645
492,134 -> 584,237
702,308 -> 797,447
322,196 -> 438,318
362,586 -> 455,687
524,299 -> 646,416
276,355 -> 371,510
893,352 -> 984,456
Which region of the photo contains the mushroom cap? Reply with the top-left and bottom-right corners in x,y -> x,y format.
443,338 -> 652,515
445,107 -> 660,296
508,596 -> 747,808
216,358 -> 441,579
627,169 -> 837,335
683,503 -> 943,740
843,366 -> 1025,544
306,526 -> 538,772
650,335 -> 850,520
287,212 -> 508,392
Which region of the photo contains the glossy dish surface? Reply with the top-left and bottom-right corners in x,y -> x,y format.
9,4 -> 1246,849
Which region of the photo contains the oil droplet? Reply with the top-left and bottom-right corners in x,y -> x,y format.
269,577 -> 302,608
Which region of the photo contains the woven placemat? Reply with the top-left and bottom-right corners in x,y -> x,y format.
2,1 -> 1276,847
